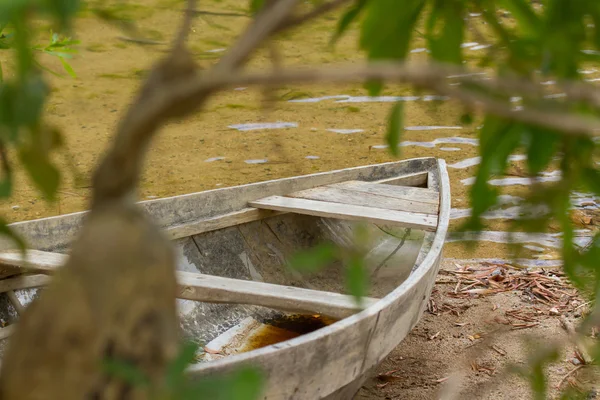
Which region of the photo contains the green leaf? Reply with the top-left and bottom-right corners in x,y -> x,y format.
364,79 -> 382,97
582,167 -> 600,196
499,0 -> 541,35
346,255 -> 368,305
249,0 -> 266,14
182,366 -> 264,400
19,146 -> 60,200
360,0 -> 426,61
330,0 -> 368,45
288,243 -> 338,274
59,57 -> 76,78
101,358 -> 150,388
427,0 -> 464,64
385,102 -> 403,156
165,341 -> 200,390
524,126 -> 559,175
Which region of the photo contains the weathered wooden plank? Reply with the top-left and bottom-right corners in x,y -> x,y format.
0,250 -> 378,319
0,158 -> 437,253
290,186 -> 438,215
0,274 -> 51,294
249,196 -> 438,231
329,180 -> 439,206
177,271 -> 378,319
0,250 -> 67,272
372,171 -> 428,187
165,208 -> 281,240
362,159 -> 451,371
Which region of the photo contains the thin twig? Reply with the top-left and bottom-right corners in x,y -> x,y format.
217,0 -> 299,70
174,0 -> 198,49
557,365 -> 584,389
274,0 -> 352,33
371,228 -> 411,278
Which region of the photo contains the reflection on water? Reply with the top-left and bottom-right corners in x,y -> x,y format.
461,170 -> 562,186
239,314 -> 337,353
245,159 -> 268,164
440,147 -> 461,151
229,122 -> 298,131
445,257 -> 563,268
448,230 -> 592,249
305,155 -> 320,160
449,154 -> 526,169
370,136 -> 478,150
405,126 -> 462,131
336,96 -> 419,103
204,157 -> 224,162
327,129 -> 364,134
287,94 -> 448,104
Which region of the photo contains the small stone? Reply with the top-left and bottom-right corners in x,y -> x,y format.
310,128 -> 317,132
549,307 -> 560,316
11,205 -> 19,211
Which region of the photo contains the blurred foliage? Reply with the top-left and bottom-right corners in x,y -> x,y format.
2,0 -> 600,398
103,341 -> 264,400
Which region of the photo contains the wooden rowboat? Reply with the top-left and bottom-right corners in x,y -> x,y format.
0,157 -> 449,399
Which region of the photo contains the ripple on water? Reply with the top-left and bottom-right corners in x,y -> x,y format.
336,96 -> 420,103
404,126 -> 462,131
326,129 -> 364,134
440,147 -> 462,151
461,170 -> 562,186
445,257 -> 563,268
204,157 -> 225,162
229,122 -> 298,131
447,230 -> 592,249
449,154 -> 526,169
371,136 -> 478,150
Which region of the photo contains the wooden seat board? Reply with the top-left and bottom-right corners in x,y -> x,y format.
329,180 -> 439,206
249,196 -> 438,231
0,250 -> 377,319
289,186 -> 438,215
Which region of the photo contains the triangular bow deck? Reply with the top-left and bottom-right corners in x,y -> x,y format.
249,180 -> 439,232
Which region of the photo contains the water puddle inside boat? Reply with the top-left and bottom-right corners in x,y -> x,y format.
238,314 -> 338,353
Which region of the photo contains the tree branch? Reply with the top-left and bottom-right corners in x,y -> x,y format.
163,62 -> 600,137
217,0 -> 299,71
274,0 -> 353,33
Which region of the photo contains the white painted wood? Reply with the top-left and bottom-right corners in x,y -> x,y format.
186,159 -> 449,399
0,251 -> 378,319
372,171 -> 428,186
0,325 -> 15,341
361,159 -> 450,371
0,250 -> 67,272
0,274 -> 51,294
250,196 -> 438,231
290,186 -> 438,215
165,208 -> 281,240
6,291 -> 24,314
177,271 -> 378,319
0,158 -> 448,400
0,158 -> 437,252
330,181 -> 439,205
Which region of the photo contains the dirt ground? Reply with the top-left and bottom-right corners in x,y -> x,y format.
1,1 -> 598,398
356,259 -> 596,400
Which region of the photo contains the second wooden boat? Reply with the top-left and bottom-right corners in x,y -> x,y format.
0,156 -> 449,399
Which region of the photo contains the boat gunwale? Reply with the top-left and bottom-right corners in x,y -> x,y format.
185,158 -> 450,376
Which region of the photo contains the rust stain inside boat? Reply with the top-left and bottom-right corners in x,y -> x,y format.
239,314 -> 338,353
